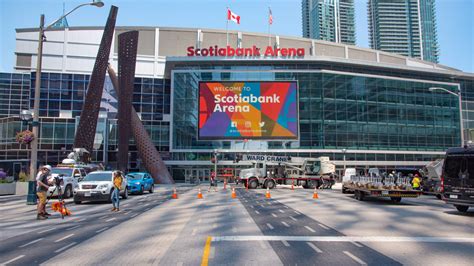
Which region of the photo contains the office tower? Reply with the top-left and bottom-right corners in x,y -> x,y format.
302,0 -> 356,45
368,0 -> 439,63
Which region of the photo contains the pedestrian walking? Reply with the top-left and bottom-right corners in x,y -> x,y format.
36,165 -> 52,220
111,171 -> 123,212
208,172 -> 218,192
412,174 -> 421,190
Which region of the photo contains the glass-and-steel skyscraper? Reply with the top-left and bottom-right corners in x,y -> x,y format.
368,0 -> 439,63
302,0 -> 356,45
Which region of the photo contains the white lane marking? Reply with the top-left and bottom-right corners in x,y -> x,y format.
76,218 -> 86,222
284,205 -> 289,209
67,225 -> 81,231
192,229 -> 198,236
267,223 -> 274,230
307,242 -> 323,253
211,236 -> 474,243
271,213 -> 277,218
2,255 -> 25,265
281,240 -> 290,247
318,223 -> 330,230
209,246 -> 215,259
289,216 -> 297,221
106,217 -> 116,222
278,209 -> 285,213
294,210 -> 301,214
144,203 -> 150,206
131,213 -> 139,218
54,242 -> 77,253
19,238 -> 43,248
305,226 -> 316,233
281,221 -> 290,227
260,204 -> 265,208
54,233 -> 74,243
96,227 -> 109,233
38,228 -> 55,234
352,241 -> 363,247
250,205 -> 254,209
255,210 -> 260,214
343,251 -> 367,265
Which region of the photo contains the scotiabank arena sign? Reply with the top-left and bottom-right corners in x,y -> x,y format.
187,45 -> 305,57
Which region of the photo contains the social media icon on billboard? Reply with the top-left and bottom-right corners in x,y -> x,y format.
231,122 -> 237,128
259,122 -> 265,128
245,121 -> 251,128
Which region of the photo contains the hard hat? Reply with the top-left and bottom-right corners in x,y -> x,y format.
43,165 -> 52,171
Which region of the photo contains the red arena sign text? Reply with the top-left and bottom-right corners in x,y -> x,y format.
187,45 -> 305,57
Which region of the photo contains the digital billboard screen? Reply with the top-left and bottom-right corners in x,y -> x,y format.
198,81 -> 298,140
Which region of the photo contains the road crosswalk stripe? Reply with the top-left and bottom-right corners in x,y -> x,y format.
211,235 -> 474,243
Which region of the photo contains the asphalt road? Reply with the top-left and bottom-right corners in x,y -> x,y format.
0,187 -> 190,265
0,184 -> 473,265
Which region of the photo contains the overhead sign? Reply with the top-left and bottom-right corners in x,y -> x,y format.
187,45 -> 305,57
242,154 -> 290,163
198,81 -> 299,140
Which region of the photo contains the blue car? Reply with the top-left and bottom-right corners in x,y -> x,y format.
126,172 -> 155,194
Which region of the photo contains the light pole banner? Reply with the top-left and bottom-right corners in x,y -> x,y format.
198,81 -> 298,140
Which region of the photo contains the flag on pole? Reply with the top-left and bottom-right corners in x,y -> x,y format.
227,8 -> 241,24
269,8 -> 273,25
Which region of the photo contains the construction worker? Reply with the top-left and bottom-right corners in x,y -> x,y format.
412,174 -> 421,190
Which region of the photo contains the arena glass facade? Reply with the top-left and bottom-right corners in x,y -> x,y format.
0,58 -> 473,181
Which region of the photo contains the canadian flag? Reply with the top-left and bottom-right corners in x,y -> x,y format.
227,8 -> 241,24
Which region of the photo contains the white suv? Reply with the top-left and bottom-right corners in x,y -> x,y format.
73,171 -> 128,204
47,167 -> 86,199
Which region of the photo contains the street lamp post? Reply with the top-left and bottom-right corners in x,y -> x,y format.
341,148 -> 347,172
429,87 -> 464,146
27,0 -> 104,205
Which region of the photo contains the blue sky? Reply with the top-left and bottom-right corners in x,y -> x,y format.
0,0 -> 473,72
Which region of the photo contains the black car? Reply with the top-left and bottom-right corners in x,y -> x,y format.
441,145 -> 474,212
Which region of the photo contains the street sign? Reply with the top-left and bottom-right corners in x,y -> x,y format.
242,154 -> 289,163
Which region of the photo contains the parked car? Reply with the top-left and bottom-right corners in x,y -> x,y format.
73,171 -> 128,204
441,145 -> 474,213
47,166 -> 87,199
126,172 -> 154,194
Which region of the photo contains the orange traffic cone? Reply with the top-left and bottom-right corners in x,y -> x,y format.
265,187 -> 271,199
231,187 -> 237,199
197,187 -> 203,199
171,187 -> 178,199
312,187 -> 319,199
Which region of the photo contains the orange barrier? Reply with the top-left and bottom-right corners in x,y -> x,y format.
171,187 -> 178,199
231,187 -> 237,198
197,187 -> 203,199
265,187 -> 271,199
313,187 -> 319,199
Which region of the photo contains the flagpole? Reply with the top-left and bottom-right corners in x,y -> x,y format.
226,7 -> 229,46
268,7 -> 271,46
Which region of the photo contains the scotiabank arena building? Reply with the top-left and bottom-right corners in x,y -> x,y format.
1,26 -> 473,181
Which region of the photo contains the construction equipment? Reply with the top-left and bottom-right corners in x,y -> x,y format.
342,168 -> 422,203
238,156 -> 336,190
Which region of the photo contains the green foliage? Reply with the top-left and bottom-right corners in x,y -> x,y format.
19,171 -> 28,182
